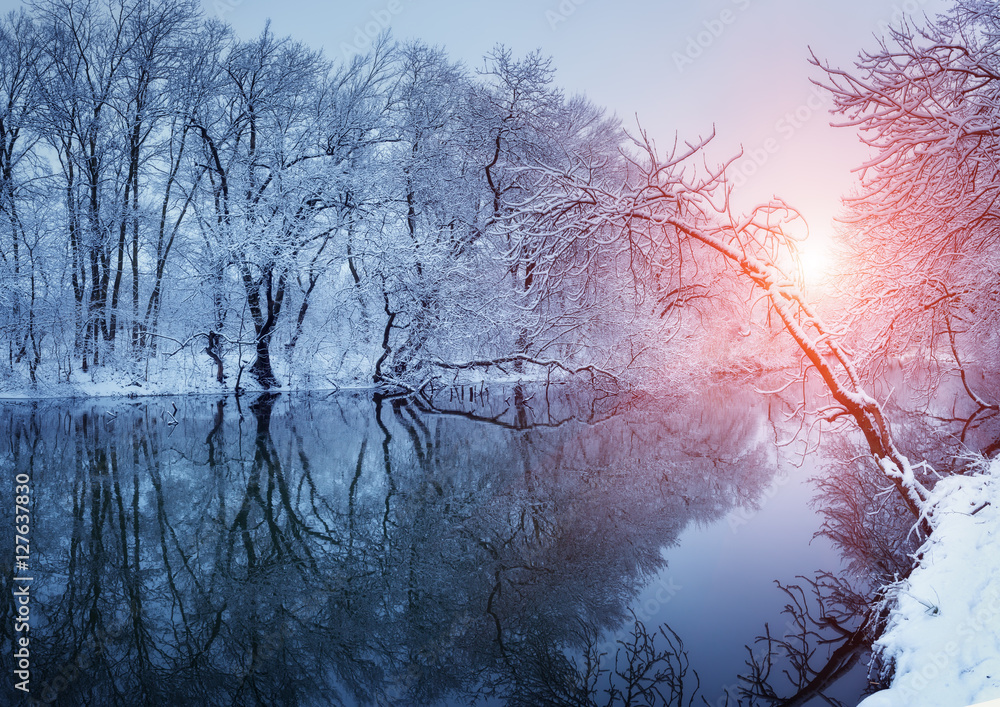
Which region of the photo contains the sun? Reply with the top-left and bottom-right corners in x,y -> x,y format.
793,234 -> 835,289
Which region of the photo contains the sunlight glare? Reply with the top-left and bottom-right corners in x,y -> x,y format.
794,234 -> 834,289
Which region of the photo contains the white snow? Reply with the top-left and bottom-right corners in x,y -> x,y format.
859,458 -> 1000,707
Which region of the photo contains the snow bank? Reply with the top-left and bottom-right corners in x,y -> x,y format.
859,458 -> 1000,707
0,372 -> 233,399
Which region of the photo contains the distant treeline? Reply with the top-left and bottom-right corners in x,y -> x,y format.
0,0 -> 722,390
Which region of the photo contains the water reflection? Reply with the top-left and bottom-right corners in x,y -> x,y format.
1,385 -> 793,705
728,372 -> 1000,707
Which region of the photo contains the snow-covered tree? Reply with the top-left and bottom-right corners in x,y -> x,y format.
189,27 -> 394,388
815,3 -> 1000,406
467,47 -> 613,366
0,10 -> 48,382
30,0 -> 202,373
511,129 -> 932,522
353,42 -> 475,385
0,4 -> 764,392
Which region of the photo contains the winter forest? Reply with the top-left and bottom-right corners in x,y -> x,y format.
4,0 -> 1000,705
0,0 -> 994,400
0,0 -> 686,393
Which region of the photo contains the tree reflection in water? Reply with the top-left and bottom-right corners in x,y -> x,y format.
0,383 -> 844,706
727,376 -> 1000,707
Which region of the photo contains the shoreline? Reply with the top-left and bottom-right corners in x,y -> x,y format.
859,458 -> 1000,707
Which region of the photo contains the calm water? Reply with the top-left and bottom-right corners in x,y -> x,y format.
1,382 -> 937,706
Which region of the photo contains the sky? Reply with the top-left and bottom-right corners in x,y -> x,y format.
4,0 -> 951,268
192,0 -> 951,270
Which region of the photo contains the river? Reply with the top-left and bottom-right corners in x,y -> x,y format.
4,378 -> 986,706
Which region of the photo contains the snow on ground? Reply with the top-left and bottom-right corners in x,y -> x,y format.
859,458 -> 1000,707
0,370 -> 234,399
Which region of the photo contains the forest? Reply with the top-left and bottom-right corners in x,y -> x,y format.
0,0 -> 683,393
0,0 -> 994,406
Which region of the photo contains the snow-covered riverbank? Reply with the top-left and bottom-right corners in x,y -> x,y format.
860,458 -> 1000,707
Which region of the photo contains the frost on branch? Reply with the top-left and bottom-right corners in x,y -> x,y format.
812,6 -> 1000,408
511,129 -> 931,523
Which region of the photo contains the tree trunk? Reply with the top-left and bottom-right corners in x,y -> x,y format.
249,338 -> 278,389
205,331 -> 224,383
242,265 -> 285,389
373,290 -> 396,386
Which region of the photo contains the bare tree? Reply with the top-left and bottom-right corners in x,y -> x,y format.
0,10 -> 48,382
358,41 -> 473,385
510,130 -> 932,523
814,5 -> 1000,408
469,47 -> 636,370
30,0 -> 202,373
190,28 -> 394,388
